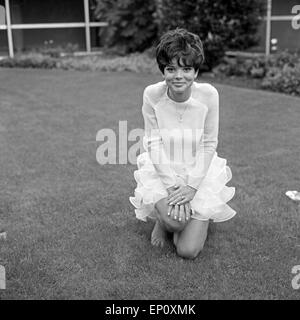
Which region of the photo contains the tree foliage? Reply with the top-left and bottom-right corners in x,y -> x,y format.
156,0 -> 266,70
91,0 -> 157,54
92,0 -> 266,69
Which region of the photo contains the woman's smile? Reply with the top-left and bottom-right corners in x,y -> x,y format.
163,59 -> 198,102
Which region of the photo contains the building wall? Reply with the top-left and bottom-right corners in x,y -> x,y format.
0,0 -> 6,53
12,0 -> 85,51
272,0 -> 299,15
2,0 -> 299,55
256,0 -> 300,52
0,0 -> 102,54
271,20 -> 300,51
271,0 -> 300,51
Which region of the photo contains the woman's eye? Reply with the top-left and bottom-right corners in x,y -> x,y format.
166,67 -> 175,72
183,67 -> 192,72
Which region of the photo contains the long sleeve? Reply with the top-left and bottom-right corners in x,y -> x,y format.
187,86 -> 219,190
142,89 -> 177,189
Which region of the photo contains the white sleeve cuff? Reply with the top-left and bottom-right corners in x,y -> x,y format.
187,175 -> 205,190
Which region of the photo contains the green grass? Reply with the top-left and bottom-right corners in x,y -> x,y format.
0,68 -> 299,299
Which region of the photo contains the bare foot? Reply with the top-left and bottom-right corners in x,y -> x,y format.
151,220 -> 167,248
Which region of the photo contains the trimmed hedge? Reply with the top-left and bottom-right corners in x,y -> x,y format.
0,52 -> 159,73
0,53 -> 58,69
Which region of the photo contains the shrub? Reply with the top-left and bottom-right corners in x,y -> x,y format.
267,50 -> 300,68
262,64 -> 300,96
0,53 -> 58,69
213,50 -> 300,96
213,56 -> 267,78
91,0 -> 158,54
156,0 -> 265,71
0,52 -> 159,73
32,43 -> 79,58
58,53 -> 158,73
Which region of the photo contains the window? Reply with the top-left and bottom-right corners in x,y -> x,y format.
0,0 -> 107,57
0,5 -> 5,25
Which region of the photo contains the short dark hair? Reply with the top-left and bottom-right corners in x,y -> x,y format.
156,28 -> 205,74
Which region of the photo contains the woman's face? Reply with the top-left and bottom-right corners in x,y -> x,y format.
163,58 -> 198,100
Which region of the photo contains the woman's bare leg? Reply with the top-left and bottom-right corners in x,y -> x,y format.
173,232 -> 179,246
151,220 -> 167,247
152,198 -> 187,248
175,219 -> 209,259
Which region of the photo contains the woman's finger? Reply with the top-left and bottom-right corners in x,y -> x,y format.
174,192 -> 192,205
169,205 -> 175,220
167,204 -> 172,217
169,193 -> 187,205
178,205 -> 185,222
176,199 -> 189,206
173,204 -> 179,220
184,203 -> 191,221
187,202 -> 191,213
169,186 -> 191,199
176,194 -> 191,205
167,190 -> 182,203
170,205 -> 175,219
168,186 -> 184,198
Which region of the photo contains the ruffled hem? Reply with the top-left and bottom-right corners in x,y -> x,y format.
129,152 -> 236,222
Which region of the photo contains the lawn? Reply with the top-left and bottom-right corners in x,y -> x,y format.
0,68 -> 299,299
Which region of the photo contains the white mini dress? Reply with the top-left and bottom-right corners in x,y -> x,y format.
129,81 -> 236,223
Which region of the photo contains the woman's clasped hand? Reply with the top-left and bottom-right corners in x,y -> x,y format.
166,185 -> 197,222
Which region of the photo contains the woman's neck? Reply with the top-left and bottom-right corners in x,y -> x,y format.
167,86 -> 192,103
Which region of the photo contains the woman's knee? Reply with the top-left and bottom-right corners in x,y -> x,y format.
176,242 -> 204,259
155,198 -> 187,232
165,219 -> 186,233
156,210 -> 186,232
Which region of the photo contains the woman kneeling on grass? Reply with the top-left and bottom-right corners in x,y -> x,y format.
130,28 -> 236,259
